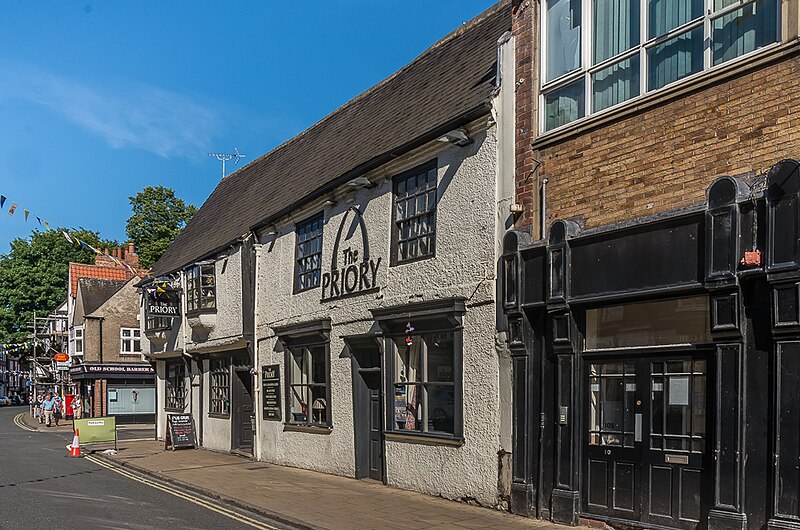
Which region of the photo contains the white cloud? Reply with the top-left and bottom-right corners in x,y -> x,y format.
0,62 -> 221,158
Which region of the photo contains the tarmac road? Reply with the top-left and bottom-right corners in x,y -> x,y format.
0,407 -> 290,530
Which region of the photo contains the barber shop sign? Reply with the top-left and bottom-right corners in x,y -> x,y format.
321,206 -> 381,301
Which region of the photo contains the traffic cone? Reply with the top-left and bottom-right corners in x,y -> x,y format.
69,429 -> 81,457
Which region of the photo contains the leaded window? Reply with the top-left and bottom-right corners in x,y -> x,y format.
295,214 -> 324,293
209,359 -> 230,416
166,360 -> 186,410
392,161 -> 437,264
287,345 -> 330,425
541,0 -> 779,131
187,263 -> 216,313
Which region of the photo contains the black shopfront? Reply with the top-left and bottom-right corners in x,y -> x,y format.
502,160 -> 800,530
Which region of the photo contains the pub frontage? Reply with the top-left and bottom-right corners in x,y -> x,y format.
501,160 -> 800,530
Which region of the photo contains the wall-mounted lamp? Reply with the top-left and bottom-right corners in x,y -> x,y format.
347,176 -> 372,188
322,199 -> 337,209
436,128 -> 473,147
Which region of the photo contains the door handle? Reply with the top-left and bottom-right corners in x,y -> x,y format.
635,413 -> 642,442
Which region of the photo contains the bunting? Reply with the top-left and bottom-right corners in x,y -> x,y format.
8,203 -> 17,216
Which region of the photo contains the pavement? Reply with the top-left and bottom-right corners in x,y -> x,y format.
94,439 -> 563,529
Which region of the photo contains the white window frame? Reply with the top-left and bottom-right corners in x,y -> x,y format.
70,326 -> 84,357
539,0 -> 782,133
120,327 -> 142,355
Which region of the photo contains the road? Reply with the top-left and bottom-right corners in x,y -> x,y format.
0,407 -> 290,530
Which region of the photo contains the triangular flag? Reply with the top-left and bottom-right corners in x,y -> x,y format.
43,220 -> 49,230
24,210 -> 29,221
8,203 -> 17,216
36,216 -> 42,225
0,195 -> 5,209
62,231 -> 74,244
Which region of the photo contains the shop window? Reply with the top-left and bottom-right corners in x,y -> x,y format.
166,360 -> 186,411
392,161 -> 437,265
70,326 -> 84,356
542,0 -> 779,131
585,295 -> 711,350
120,328 -> 141,355
209,359 -> 230,416
187,263 -> 216,313
286,345 -> 330,426
392,331 -> 458,436
294,214 -> 324,293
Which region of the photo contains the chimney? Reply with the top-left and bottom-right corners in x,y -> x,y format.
123,243 -> 140,269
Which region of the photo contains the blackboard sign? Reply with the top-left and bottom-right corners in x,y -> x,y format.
262,364 -> 281,421
165,413 -> 196,450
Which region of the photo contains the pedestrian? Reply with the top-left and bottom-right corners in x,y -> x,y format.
72,395 -> 83,420
41,392 -> 56,427
53,393 -> 63,426
35,394 -> 44,423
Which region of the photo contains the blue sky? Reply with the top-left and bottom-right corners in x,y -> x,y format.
0,1 -> 498,253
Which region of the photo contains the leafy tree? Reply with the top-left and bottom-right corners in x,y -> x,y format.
126,186 -> 197,269
0,229 -> 110,350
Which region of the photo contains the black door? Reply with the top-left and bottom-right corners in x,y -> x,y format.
362,372 -> 384,481
584,355 -> 712,529
233,369 -> 254,454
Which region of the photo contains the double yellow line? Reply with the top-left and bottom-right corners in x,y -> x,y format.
85,455 -> 281,530
13,413 -> 37,432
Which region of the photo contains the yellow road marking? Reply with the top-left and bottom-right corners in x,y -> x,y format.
84,455 -> 280,530
13,413 -> 37,432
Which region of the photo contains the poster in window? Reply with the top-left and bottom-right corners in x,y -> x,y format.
394,386 -> 407,429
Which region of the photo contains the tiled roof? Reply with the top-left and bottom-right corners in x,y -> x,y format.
150,1 -> 511,276
69,263 -> 132,298
77,278 -> 128,315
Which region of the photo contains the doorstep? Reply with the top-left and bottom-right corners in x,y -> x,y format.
94,439 -> 566,530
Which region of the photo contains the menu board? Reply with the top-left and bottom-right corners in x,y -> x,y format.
262,364 -> 281,422
166,413 -> 196,450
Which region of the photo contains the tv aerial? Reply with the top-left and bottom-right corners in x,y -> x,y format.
208,147 -> 245,178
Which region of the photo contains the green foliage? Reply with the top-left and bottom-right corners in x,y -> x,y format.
0,229 -> 108,348
126,186 -> 197,269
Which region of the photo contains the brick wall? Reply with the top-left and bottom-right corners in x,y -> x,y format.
515,51 -> 800,234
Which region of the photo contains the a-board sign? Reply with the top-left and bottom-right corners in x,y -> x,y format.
165,413 -> 196,450
262,364 -> 281,421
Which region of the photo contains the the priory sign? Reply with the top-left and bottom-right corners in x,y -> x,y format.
321,206 -> 381,301
147,288 -> 180,317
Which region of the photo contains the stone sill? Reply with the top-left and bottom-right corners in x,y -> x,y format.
384,432 -> 464,447
283,424 -> 333,435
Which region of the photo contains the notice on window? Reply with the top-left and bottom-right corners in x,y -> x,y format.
108,390 -> 118,402
669,377 -> 690,406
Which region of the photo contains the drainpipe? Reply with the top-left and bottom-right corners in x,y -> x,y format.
540,178 -> 548,239
252,233 -> 262,461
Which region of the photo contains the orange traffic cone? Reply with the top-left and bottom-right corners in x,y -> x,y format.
69,429 -> 81,457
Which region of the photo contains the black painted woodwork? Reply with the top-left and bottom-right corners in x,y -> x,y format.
767,160 -> 800,274
232,369 -> 254,453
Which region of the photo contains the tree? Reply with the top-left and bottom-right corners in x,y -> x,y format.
125,186 -> 197,269
0,228 -> 111,348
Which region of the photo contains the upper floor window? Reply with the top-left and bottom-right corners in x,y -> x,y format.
392,161 -> 438,265
187,263 -> 216,313
542,0 -> 779,131
120,328 -> 142,355
70,326 -> 84,356
294,214 -> 324,293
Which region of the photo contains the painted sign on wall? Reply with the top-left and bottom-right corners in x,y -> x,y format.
321,206 -> 381,301
262,364 -> 281,421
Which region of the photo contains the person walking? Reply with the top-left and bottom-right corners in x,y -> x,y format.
53,393 -> 63,426
71,395 -> 83,420
41,393 -> 56,427
34,394 -> 42,423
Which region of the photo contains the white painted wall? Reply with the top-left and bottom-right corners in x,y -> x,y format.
255,116 -> 505,506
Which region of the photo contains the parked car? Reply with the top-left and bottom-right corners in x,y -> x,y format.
0,396 -> 10,406
10,395 -> 24,406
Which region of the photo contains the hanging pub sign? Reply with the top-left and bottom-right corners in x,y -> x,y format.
147,287 -> 181,318
321,206 -> 381,301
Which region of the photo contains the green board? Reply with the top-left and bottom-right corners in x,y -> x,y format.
73,416 -> 117,446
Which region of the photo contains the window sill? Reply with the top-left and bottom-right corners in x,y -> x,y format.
283,423 -> 332,435
120,353 -> 143,356
384,431 -> 464,447
390,252 -> 436,268
165,407 -> 185,413
534,40 -> 798,149
208,413 -> 230,420
186,309 -> 217,318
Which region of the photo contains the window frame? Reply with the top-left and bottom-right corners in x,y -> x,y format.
165,359 -> 187,411
119,327 -> 142,355
293,213 -> 325,294
540,0 -> 782,133
70,326 -> 84,356
284,341 -> 331,428
390,160 -> 438,266
186,263 -> 216,315
209,358 -> 230,417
